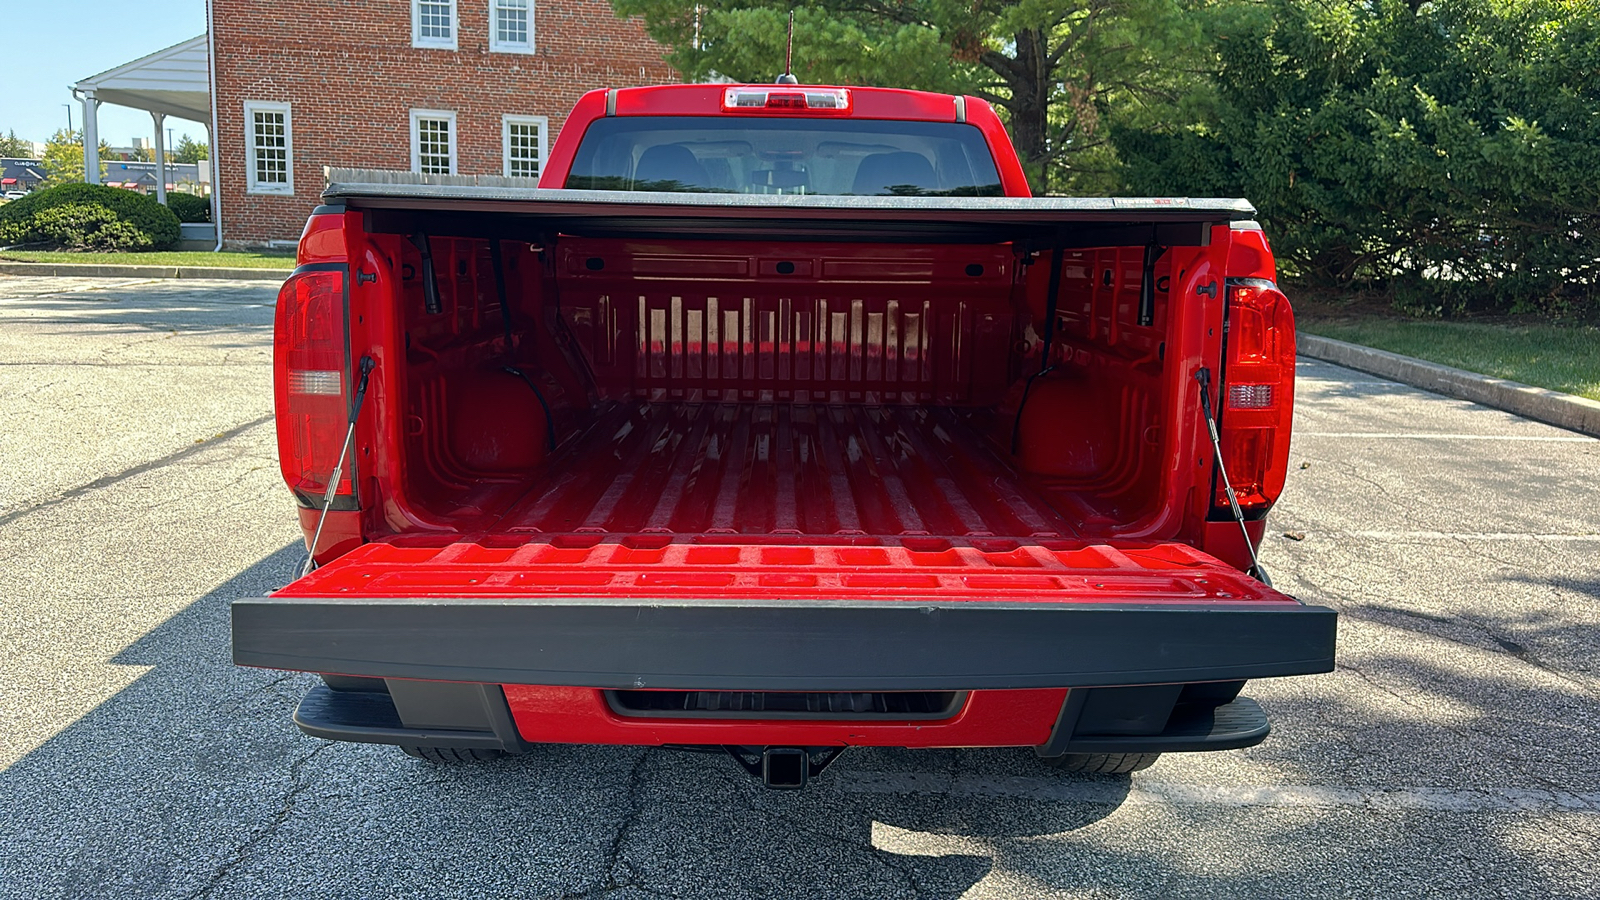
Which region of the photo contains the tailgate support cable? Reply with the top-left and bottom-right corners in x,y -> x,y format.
1012,245 -> 1063,453
1195,367 -> 1268,583
489,238 -> 557,452
302,355 -> 376,577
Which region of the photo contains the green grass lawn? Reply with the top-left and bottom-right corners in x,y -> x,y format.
1300,317 -> 1600,401
0,249 -> 296,269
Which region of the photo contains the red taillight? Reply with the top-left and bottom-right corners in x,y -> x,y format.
273,267 -> 351,502
721,86 -> 852,113
1216,280 -> 1296,511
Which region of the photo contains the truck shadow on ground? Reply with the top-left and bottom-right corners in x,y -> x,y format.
0,546 -> 1587,899
0,546 -> 1111,899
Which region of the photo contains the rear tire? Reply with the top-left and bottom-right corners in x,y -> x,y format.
1042,752 -> 1161,774
400,746 -> 506,763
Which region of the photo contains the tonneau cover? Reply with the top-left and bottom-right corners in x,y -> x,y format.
321,169 -> 1255,243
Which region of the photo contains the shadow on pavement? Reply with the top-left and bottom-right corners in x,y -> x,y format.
0,545 -> 1126,899
1507,572 -> 1600,604
0,279 -> 277,341
2,544 -> 1593,899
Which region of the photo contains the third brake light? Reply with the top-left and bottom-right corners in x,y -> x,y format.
722,87 -> 852,113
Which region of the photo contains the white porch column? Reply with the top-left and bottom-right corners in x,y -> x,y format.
81,91 -> 101,185
151,111 -> 167,205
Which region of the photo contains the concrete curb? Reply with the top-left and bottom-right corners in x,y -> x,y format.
0,261 -> 289,281
1299,333 -> 1600,438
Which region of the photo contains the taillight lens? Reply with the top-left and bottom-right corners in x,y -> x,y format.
1216,280 -> 1296,511
273,268 -> 351,501
721,86 -> 852,113
1227,383 -> 1274,409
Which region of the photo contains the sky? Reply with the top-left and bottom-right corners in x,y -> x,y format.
0,0 -> 209,150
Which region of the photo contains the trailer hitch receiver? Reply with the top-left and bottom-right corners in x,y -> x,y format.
723,745 -> 847,789
764,747 -> 808,789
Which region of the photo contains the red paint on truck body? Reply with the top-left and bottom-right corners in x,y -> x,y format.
262,84 -> 1311,761
502,686 -> 1067,748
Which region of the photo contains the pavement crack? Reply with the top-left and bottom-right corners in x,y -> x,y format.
560,749 -> 655,900
184,741 -> 333,899
1337,659 -> 1454,726
1291,560 -> 1598,695
0,413 -> 273,528
1337,600 -> 1600,697
13,377 -> 62,401
1443,532 -> 1525,574
217,672 -> 306,715
1453,612 -> 1600,696
1336,657 -> 1594,797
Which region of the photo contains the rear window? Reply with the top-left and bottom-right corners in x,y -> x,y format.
565,117 -> 1003,197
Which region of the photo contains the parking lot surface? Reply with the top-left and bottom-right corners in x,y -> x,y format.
2,275 -> 1597,899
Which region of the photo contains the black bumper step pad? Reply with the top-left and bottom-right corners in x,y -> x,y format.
1065,696 -> 1271,754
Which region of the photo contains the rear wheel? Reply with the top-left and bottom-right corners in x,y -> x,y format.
1042,752 -> 1161,774
400,746 -> 506,763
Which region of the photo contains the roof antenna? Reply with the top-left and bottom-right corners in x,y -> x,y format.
776,10 -> 799,84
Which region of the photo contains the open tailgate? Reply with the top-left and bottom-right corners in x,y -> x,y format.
234,537 -> 1336,691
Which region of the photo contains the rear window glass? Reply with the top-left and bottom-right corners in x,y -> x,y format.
565,117 -> 1003,197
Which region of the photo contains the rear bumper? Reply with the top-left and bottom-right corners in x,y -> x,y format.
232,596 -> 1336,691
293,681 -> 1274,756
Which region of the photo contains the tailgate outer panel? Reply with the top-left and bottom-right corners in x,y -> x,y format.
233,594 -> 1336,691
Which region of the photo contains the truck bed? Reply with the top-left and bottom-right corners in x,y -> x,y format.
292,399 -> 1286,606
490,401 -> 1075,539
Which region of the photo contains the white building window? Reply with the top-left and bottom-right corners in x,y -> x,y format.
410,110 -> 457,175
413,0 -> 457,49
244,101 -> 292,195
490,0 -> 534,53
502,115 -> 547,179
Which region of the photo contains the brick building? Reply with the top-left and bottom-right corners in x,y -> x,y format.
209,0 -> 673,245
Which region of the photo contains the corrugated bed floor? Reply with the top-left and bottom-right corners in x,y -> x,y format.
491,402 -> 1078,538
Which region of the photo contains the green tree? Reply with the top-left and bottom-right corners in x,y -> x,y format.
172,134 -> 209,164
40,129 -> 113,187
1114,0 -> 1600,315
0,129 -> 33,158
613,0 -> 1209,193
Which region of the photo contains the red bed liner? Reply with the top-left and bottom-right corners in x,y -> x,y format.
492,401 -> 1073,538
285,402 -> 1283,604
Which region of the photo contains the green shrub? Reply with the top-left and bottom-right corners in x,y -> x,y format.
0,183 -> 181,251
28,204 -> 153,250
165,192 -> 211,224
1113,0 -> 1600,318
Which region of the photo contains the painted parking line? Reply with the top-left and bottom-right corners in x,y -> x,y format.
1295,432 -> 1595,442
1335,530 -> 1600,542
837,773 -> 1600,814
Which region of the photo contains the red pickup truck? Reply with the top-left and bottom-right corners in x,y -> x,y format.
234,83 -> 1335,788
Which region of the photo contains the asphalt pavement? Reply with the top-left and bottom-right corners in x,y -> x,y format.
2,275 -> 1597,899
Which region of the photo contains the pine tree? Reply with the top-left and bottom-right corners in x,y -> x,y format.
0,129 -> 34,158
172,134 -> 209,164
